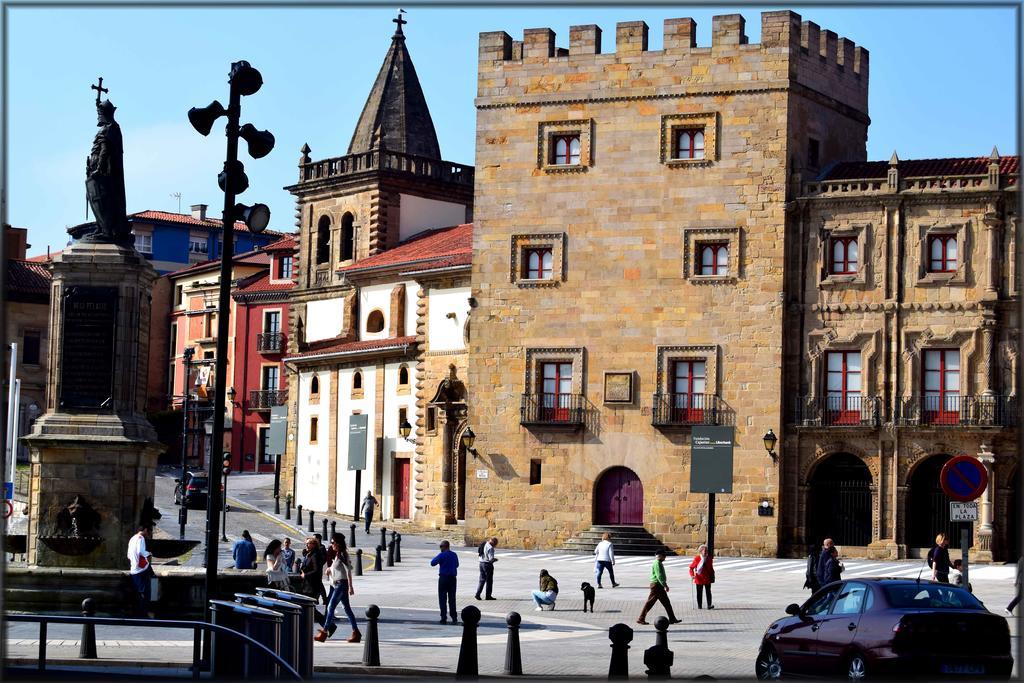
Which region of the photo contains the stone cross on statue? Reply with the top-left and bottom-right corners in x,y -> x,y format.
91,77 -> 109,104
393,9 -> 407,35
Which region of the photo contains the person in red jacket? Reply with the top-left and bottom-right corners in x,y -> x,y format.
689,544 -> 715,609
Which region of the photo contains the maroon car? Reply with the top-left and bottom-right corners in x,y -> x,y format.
756,578 -> 1013,679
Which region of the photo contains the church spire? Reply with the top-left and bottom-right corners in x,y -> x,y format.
346,12 -> 442,160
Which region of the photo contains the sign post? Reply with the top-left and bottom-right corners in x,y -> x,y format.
690,426 -> 735,556
940,456 -> 989,591
269,406 -> 288,514
348,414 -> 369,520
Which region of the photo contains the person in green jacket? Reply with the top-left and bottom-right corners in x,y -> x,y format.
532,569 -> 559,610
637,550 -> 681,625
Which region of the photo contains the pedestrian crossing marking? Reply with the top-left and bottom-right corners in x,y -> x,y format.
251,532 -> 272,544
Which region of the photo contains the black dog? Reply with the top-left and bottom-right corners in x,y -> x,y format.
581,582 -> 596,613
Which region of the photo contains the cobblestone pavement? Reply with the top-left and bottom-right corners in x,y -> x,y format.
5,472 -> 1020,678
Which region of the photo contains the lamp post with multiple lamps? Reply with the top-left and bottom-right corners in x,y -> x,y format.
188,60 -> 274,631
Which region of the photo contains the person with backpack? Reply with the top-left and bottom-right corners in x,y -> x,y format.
804,544 -> 821,592
928,533 -> 953,583
476,537 -> 499,600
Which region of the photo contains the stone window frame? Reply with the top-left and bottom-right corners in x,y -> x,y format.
655,345 -> 720,398
901,328 -> 977,398
350,370 -> 364,400
806,330 -> 880,399
397,363 -> 411,396
524,347 -> 586,397
309,416 -> 319,445
537,120 -> 593,174
661,112 -> 718,167
915,221 -> 969,287
682,227 -> 740,284
510,232 -> 566,288
308,374 -> 321,405
819,222 -> 872,288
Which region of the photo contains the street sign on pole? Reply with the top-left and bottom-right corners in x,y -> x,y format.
939,455 -> 988,502
690,426 -> 734,494
950,501 -> 979,522
4,482 -> 12,500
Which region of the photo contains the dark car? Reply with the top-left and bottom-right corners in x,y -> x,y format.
756,578 -> 1013,680
174,471 -> 209,509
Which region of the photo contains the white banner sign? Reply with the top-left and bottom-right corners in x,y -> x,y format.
950,501 -> 979,522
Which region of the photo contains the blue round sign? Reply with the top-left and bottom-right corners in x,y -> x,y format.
939,456 -> 988,502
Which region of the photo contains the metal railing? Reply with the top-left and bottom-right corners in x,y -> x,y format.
520,393 -> 586,426
792,395 -> 881,427
651,393 -> 726,426
4,613 -> 300,680
300,149 -> 474,188
256,332 -> 283,353
895,395 -> 1018,427
249,390 -> 288,410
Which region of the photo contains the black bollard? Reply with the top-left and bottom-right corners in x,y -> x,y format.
374,545 -> 383,571
330,520 -> 337,539
504,612 -> 523,675
456,605 -> 481,679
608,623 -> 634,679
390,530 -> 397,546
643,617 -> 673,679
296,504 -> 302,527
285,497 -> 292,520
355,548 -> 363,576
380,526 -> 387,550
79,598 -> 97,659
274,495 -> 280,515
395,533 -> 402,563
349,523 -> 357,548
322,517 -> 328,539
308,509 -> 315,533
386,540 -> 395,567
362,604 -> 381,667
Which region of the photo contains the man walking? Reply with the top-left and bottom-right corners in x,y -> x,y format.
430,540 -> 460,624
814,538 -> 834,588
637,550 -> 681,625
127,524 -> 154,617
475,537 -> 499,600
360,491 -> 378,535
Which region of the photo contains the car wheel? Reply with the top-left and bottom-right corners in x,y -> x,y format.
755,645 -> 783,680
846,652 -> 868,681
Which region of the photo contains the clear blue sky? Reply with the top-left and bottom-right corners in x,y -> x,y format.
6,4 -> 1018,256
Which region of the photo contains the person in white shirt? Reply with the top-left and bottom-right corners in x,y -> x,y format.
594,532 -> 619,588
475,537 -> 499,600
264,539 -> 290,589
127,524 -> 154,616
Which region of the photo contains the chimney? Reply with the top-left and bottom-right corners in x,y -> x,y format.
191,204 -> 208,221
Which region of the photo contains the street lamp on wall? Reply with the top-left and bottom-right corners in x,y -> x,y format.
399,418 -> 414,442
763,429 -> 778,463
462,427 -> 478,459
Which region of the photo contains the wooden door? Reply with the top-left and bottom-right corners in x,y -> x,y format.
393,459 -> 411,519
595,467 -> 643,526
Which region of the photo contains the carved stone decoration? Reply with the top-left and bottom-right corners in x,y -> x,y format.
55,495 -> 101,538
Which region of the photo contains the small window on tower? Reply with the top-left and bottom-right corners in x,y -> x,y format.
550,135 -> 581,166
530,459 -> 542,485
673,129 -> 705,160
808,138 -> 820,170
366,310 -> 385,334
309,417 -> 319,444
426,406 -> 437,434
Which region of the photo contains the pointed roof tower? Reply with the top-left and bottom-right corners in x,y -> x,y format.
347,11 -> 442,160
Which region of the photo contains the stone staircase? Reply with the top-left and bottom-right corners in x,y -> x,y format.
561,525 -> 672,556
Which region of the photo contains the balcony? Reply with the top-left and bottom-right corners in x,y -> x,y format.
520,393 -> 586,429
895,395 -> 1018,427
249,389 -> 287,410
651,393 -> 729,427
793,395 -> 882,427
257,332 -> 284,354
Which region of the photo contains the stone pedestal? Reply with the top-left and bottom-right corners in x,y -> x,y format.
23,240 -> 163,569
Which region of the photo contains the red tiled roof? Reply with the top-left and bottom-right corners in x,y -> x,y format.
823,155 -> 1019,181
235,273 -> 296,294
261,235 -> 298,252
130,210 -> 284,237
285,336 -> 416,361
26,251 -> 60,262
339,223 -> 472,274
167,250 -> 269,278
7,259 -> 52,296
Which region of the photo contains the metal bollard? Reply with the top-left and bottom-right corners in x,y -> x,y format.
504,612 -> 522,675
285,497 -> 292,520
395,533 -> 402,563
79,598 -> 97,659
355,549 -> 363,576
308,509 -> 315,533
380,526 -> 387,550
330,520 -> 337,539
456,605 -> 481,679
608,623 -> 634,679
349,523 -> 357,548
362,604 -> 380,667
643,617 -> 673,679
386,540 -> 395,567
296,504 -> 302,527
390,530 -> 397,546
374,545 -> 383,571
322,517 -> 328,539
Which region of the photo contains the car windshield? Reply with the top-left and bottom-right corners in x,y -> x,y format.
189,477 -> 209,488
883,584 -> 984,610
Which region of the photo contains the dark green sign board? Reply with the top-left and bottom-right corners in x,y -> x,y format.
348,414 -> 369,471
268,406 -> 288,455
690,425 -> 735,494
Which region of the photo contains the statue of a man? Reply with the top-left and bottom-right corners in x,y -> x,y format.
84,98 -> 132,244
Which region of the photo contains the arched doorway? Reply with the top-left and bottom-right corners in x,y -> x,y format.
595,467 -> 643,525
907,454 -> 971,549
808,453 -> 872,546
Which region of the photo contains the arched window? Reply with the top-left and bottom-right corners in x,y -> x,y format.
674,129 -> 705,160
352,371 -> 363,391
340,213 -> 355,261
310,375 -> 320,397
366,310 -> 385,333
398,365 -> 410,387
315,216 -> 331,265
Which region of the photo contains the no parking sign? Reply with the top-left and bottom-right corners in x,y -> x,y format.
939,455 -> 988,502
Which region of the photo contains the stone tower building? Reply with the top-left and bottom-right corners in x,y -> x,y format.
281,17 -> 475,521
467,11 -> 870,555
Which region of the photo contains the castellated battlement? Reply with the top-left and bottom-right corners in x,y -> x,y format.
478,10 -> 868,115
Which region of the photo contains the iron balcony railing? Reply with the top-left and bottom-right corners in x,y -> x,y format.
793,395 -> 882,427
249,390 -> 287,410
520,393 -> 586,427
256,332 -> 283,354
651,393 -> 726,426
895,395 -> 1018,427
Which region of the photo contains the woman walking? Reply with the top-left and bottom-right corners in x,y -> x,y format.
264,539 -> 290,589
928,533 -> 953,583
299,537 -> 324,602
688,544 -> 715,609
594,532 -> 619,588
823,546 -> 844,584
315,533 -> 361,643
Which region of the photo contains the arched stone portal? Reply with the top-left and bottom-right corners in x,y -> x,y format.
906,454 -> 971,549
594,467 -> 643,526
808,453 -> 872,546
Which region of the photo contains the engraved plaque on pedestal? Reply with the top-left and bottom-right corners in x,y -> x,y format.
59,286 -> 118,409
